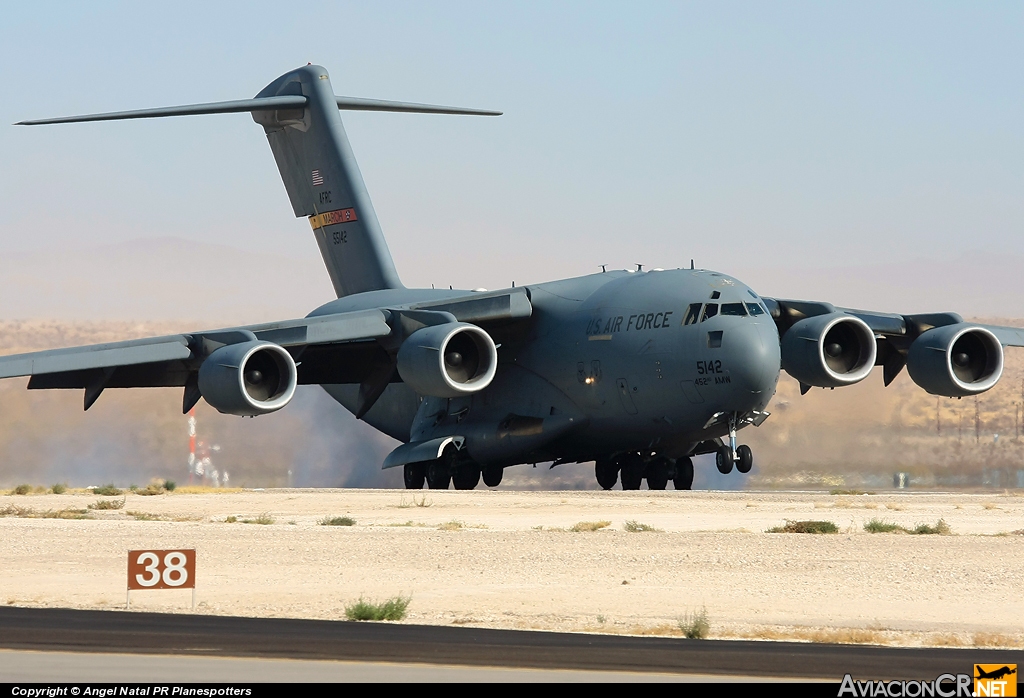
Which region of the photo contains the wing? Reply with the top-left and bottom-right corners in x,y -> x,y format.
764,297 -> 1024,395
0,288 -> 533,414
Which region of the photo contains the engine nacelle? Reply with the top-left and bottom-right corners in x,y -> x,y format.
198,341 -> 297,416
906,325 -> 1003,397
397,322 -> 497,397
781,312 -> 877,388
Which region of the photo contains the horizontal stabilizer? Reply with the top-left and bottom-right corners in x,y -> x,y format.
17,96 -> 500,126
16,96 -> 309,125
335,96 -> 501,116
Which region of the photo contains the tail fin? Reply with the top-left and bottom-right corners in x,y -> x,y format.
17,64 -> 500,298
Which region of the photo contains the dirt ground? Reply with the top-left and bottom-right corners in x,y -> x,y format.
1,488 -> 1022,648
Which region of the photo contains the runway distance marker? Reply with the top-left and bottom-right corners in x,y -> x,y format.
127,549 -> 196,610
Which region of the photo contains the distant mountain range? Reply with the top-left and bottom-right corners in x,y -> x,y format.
0,237 -> 333,324
0,238 -> 1021,322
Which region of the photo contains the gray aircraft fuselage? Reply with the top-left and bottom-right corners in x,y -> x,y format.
313,267 -> 780,468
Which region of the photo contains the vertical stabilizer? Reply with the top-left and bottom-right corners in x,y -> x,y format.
253,65 -> 402,298
17,64 -> 500,298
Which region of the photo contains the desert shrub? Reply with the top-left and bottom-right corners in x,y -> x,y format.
911,519 -> 951,535
225,516 -> 238,523
767,520 -> 838,534
678,606 -> 710,639
570,520 -> 611,532
242,513 -> 274,525
864,519 -> 905,533
88,497 -> 125,510
50,484 -> 67,495
345,596 -> 410,621
320,516 -> 355,526
93,484 -> 122,496
12,484 -> 32,496
623,521 -> 660,533
437,520 -> 464,531
134,484 -> 164,496
163,480 -> 176,492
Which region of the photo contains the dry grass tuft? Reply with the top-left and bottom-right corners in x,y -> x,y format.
570,520 -> 612,532
319,516 -> 356,526
88,497 -> 125,511
623,521 -> 661,533
127,511 -> 164,521
345,595 -> 410,621
437,520 -> 464,531
767,520 -> 838,534
678,606 -> 710,639
241,513 -> 274,525
972,632 -> 1017,647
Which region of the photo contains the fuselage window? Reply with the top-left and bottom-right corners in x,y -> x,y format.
682,303 -> 702,326
746,302 -> 765,316
720,302 -> 747,316
701,303 -> 719,322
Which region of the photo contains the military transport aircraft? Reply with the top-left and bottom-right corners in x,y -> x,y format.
4,64 -> 1023,491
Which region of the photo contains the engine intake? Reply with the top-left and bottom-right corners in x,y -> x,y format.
906,325 -> 1003,397
781,312 -> 877,388
397,322 -> 497,397
198,341 -> 297,416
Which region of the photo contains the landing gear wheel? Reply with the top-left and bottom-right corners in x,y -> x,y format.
404,462 -> 426,489
619,453 -> 644,491
645,457 -> 670,490
452,463 -> 481,490
673,456 -> 694,490
736,445 -> 753,474
426,456 -> 452,489
715,445 -> 734,475
595,459 -> 618,490
482,465 -> 503,488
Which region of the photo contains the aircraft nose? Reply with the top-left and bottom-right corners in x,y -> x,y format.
725,321 -> 781,402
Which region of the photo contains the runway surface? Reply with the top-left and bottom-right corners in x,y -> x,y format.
0,607 -> 1020,680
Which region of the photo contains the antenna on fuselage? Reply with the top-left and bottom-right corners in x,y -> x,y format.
599,264 -> 607,273
690,259 -> 695,270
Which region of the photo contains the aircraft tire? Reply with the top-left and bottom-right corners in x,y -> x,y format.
715,446 -> 734,475
426,458 -> 452,490
482,465 -> 503,487
673,457 -> 694,490
646,457 -> 670,490
736,445 -> 753,474
452,463 -> 481,490
595,459 -> 618,490
404,462 -> 426,489
619,453 -> 644,490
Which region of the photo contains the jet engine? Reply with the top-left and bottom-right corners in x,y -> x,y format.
397,322 -> 497,397
781,312 -> 877,388
906,325 -> 1003,397
198,341 -> 298,416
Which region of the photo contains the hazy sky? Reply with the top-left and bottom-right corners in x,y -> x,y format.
1,2 -> 1022,299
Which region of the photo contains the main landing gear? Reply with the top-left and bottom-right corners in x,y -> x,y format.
594,454 -> 695,491
404,451 -> 502,490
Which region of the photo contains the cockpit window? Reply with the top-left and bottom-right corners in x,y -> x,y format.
682,303 -> 702,326
710,290 -> 721,300
720,302 -> 747,316
746,302 -> 765,316
701,303 -> 719,322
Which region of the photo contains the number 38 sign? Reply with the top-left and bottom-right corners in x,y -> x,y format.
127,549 -> 196,609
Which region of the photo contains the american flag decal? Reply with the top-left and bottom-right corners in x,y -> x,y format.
311,170 -> 324,186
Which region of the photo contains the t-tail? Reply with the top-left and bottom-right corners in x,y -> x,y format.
17,64 -> 501,298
